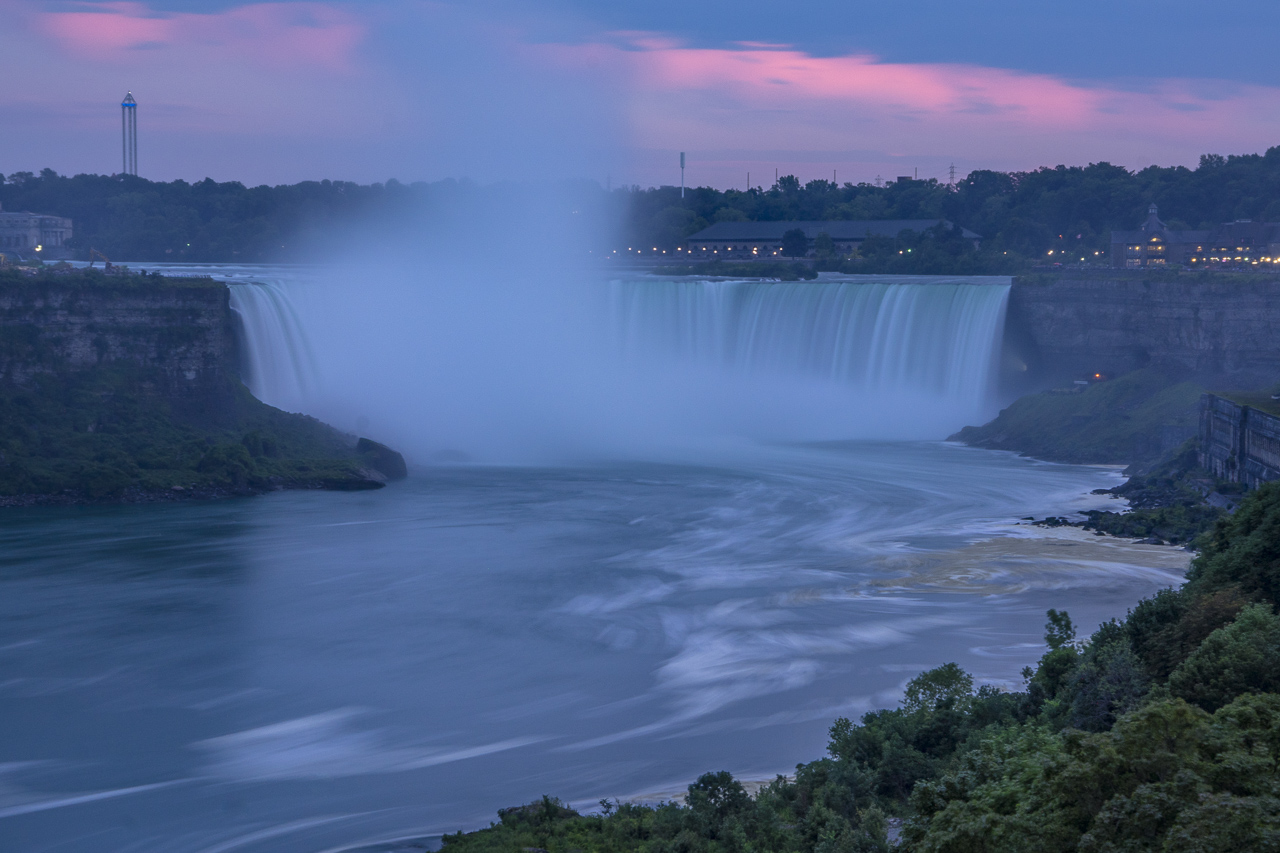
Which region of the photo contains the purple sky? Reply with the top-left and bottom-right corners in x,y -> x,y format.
5,1 -> 1280,188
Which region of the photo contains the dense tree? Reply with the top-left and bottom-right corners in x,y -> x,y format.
781,228 -> 808,258
9,145 -> 1280,266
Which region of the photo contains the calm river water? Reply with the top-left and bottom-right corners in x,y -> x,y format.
0,441 -> 1187,853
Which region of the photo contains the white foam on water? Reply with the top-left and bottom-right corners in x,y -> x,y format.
195,710 -> 546,781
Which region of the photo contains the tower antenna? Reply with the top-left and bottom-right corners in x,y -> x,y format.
949,163 -> 956,187
121,92 -> 137,176
680,152 -> 685,199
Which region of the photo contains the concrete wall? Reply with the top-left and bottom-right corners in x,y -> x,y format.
1199,394 -> 1280,488
1005,275 -> 1280,390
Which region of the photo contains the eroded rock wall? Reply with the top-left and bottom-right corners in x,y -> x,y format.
1007,276 -> 1280,389
1200,394 -> 1280,488
0,277 -> 237,410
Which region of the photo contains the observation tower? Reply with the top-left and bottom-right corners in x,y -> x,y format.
121,92 -> 137,176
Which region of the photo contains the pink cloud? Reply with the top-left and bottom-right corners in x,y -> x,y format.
37,1 -> 364,70
537,34 -> 1280,182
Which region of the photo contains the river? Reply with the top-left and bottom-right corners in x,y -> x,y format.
0,266 -> 1189,852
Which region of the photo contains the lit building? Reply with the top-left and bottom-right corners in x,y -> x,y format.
0,203 -> 74,259
684,219 -> 981,258
1109,204 -> 1207,268
1110,204 -> 1280,268
1188,220 -> 1280,268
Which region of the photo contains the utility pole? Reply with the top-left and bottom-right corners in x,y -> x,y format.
680,152 -> 685,198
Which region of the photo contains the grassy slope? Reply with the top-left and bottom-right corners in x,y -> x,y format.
950,367 -> 1204,466
0,368 -> 390,501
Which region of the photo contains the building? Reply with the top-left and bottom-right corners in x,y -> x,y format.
0,203 -> 73,259
1110,204 -> 1280,268
1190,220 -> 1280,268
1109,204 -> 1208,268
683,219 -> 981,259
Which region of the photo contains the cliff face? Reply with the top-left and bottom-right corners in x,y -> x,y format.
0,271 -> 401,502
1006,276 -> 1280,390
1200,394 -> 1280,488
0,276 -> 237,415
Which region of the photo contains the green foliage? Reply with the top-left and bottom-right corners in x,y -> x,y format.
907,695 -> 1280,852
1064,623 -> 1149,732
781,228 -> 808,258
1170,604 -> 1280,711
0,171 -> 428,263
0,367 -> 383,501
1044,609 -> 1076,650
16,148 -> 1280,269
813,232 -> 836,258
1187,482 -> 1280,606
1082,504 -> 1226,545
438,774 -> 888,853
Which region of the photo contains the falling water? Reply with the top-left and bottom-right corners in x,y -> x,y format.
225,274 -> 1011,453
228,281 -> 318,411
610,278 -> 1010,405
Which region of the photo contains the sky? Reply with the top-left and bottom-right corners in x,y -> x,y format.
5,0 -> 1280,188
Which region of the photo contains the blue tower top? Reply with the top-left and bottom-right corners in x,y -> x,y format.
121,92 -> 136,107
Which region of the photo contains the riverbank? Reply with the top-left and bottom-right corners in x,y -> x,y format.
435,481 -> 1280,853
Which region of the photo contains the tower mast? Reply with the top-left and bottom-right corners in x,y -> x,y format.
121,92 -> 137,176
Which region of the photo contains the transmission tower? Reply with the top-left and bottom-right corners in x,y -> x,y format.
121,92 -> 137,176
948,163 -> 956,187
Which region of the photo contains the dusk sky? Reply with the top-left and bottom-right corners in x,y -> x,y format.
6,0 -> 1280,188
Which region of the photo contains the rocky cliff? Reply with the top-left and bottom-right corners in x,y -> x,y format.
1006,274 -> 1280,391
0,271 -> 237,418
0,269 -> 402,503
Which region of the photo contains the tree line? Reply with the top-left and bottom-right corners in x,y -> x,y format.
5,146 -> 1280,269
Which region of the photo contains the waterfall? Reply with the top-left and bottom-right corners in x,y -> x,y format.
227,281 -> 317,411
610,278 -> 1010,406
224,270 -> 1010,456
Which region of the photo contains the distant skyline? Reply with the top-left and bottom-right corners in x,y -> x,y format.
5,0 -> 1280,188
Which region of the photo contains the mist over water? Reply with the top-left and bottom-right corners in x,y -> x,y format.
225,259 -> 1009,463
186,177 -> 995,463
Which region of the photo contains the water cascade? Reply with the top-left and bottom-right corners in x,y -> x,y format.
611,277 -> 1010,408
228,280 -> 318,411
227,275 -> 1010,456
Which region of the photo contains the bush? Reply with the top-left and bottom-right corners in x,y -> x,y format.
1170,604 -> 1280,711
